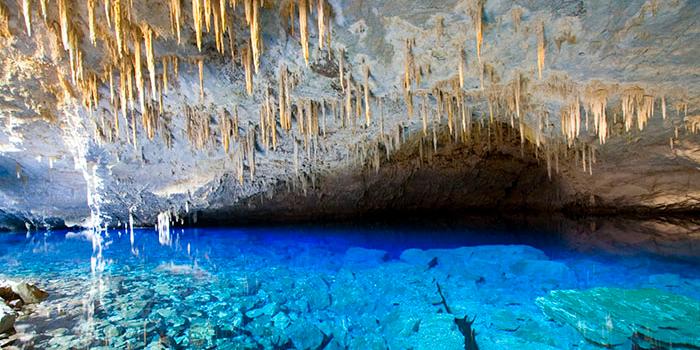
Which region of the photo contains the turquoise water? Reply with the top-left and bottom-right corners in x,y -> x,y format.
1,224 -> 700,349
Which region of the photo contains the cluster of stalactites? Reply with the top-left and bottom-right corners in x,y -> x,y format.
561,98 -> 581,146
621,87 -> 653,132
585,88 -> 608,144
9,0 -> 318,125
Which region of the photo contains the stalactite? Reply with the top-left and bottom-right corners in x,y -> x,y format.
244,0 -> 252,24
119,62 -> 128,121
467,0 -> 484,63
338,48 -> 345,92
204,0 -> 212,32
537,21 -> 545,80
220,109 -> 231,153
403,39 -> 415,118
213,3 -> 222,53
87,0 -> 99,45
379,98 -> 384,138
344,75 -> 352,127
587,144 -> 593,176
458,48 -> 466,89
193,0 -> 203,51
278,64 -> 288,131
143,24 -> 157,100
198,58 -> 204,100
513,73 -> 522,122
421,94 -> 428,136
250,0 -> 262,73
132,31 -> 146,113
22,0 -> 32,36
317,0 -> 326,49
219,0 -> 226,29
244,40 -> 253,95
293,139 -> 299,178
227,18 -> 236,63
246,128 -> 255,178
38,0 -> 47,22
58,0 -> 70,50
170,0 -> 182,43
102,0 -> 110,28
321,100 -> 327,136
299,0 -> 309,65
661,95 -> 667,120
126,61 -> 135,110
364,64 -> 371,127
131,109 -> 137,149
162,57 -> 169,94
113,0 -> 123,55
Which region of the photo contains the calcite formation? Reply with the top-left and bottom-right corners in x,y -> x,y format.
0,0 -> 697,228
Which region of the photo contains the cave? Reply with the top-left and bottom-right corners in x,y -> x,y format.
0,0 -> 699,349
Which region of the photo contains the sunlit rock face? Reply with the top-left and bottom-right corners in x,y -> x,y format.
0,0 -> 698,229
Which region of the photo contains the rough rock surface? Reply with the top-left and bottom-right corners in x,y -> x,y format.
537,288 -> 700,348
0,302 -> 15,334
0,1 -> 698,228
10,282 -> 48,305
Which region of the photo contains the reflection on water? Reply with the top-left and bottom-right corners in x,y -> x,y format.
0,218 -> 699,349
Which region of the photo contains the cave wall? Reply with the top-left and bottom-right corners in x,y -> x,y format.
0,0 -> 698,228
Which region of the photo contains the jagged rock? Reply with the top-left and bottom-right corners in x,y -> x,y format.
10,282 -> 48,304
536,288 -> 700,348
0,303 -> 15,334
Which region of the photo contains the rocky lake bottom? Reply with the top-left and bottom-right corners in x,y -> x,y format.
0,224 -> 699,349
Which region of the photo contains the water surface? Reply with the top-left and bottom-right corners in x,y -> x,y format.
1,223 -> 699,349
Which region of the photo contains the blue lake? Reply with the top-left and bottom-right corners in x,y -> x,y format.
1,223 -> 699,349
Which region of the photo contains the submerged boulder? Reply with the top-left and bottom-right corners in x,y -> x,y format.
343,247 -> 389,268
0,303 -> 15,334
10,282 -> 49,304
536,288 -> 700,348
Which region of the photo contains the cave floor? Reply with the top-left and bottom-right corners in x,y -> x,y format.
1,224 -> 699,349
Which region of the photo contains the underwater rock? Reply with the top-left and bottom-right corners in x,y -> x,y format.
343,247 -> 389,268
0,303 -> 15,334
271,312 -> 291,330
245,302 -> 277,318
408,314 -> 465,350
536,288 -> 700,348
510,260 -> 576,289
0,287 -> 19,303
477,333 -> 561,350
647,273 -> 683,288
10,282 -> 48,304
287,320 -> 324,349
